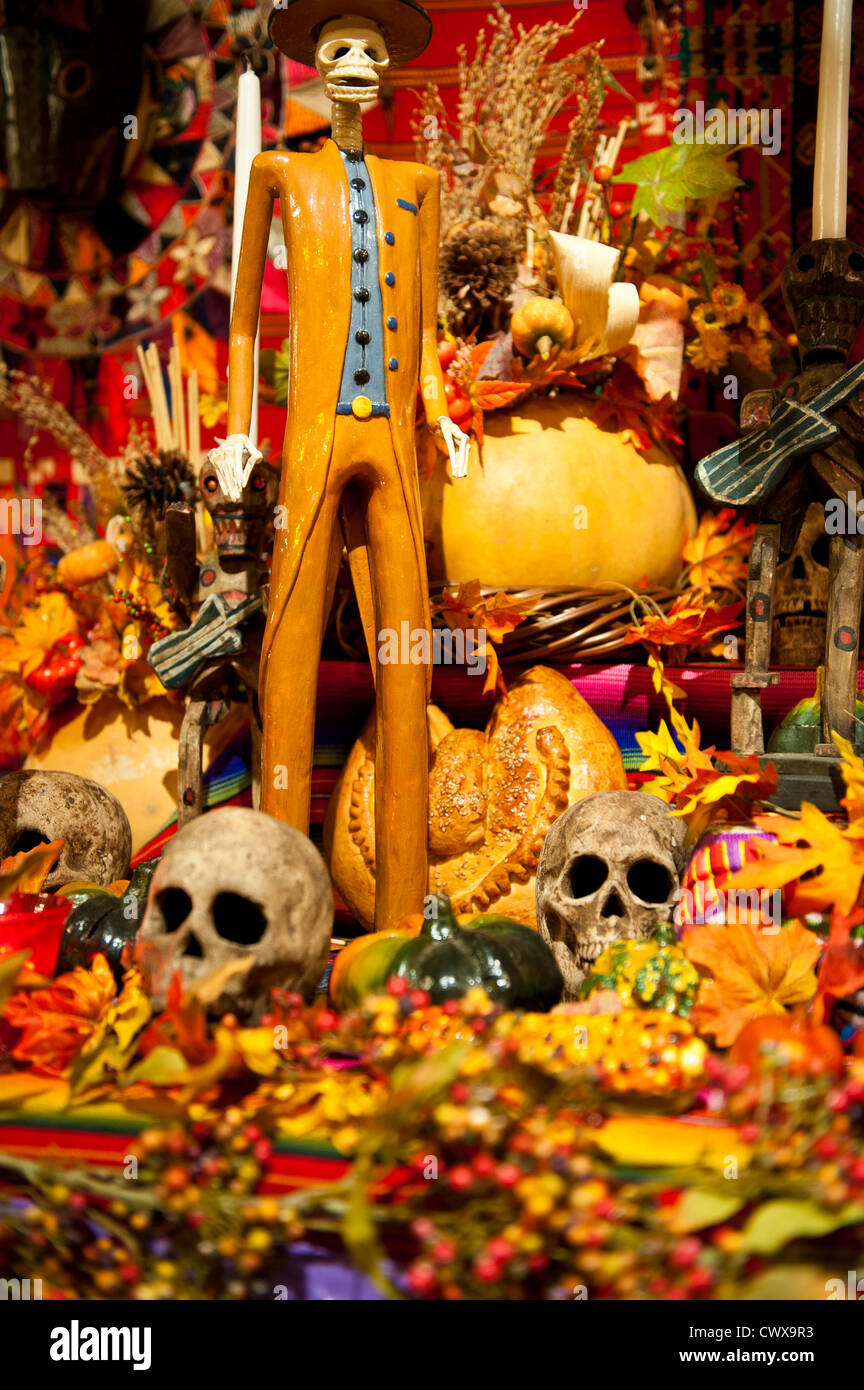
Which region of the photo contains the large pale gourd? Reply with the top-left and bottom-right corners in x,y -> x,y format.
25,696 -> 248,854
421,396 -> 696,590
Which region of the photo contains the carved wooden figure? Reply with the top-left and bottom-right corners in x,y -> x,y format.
215,1 -> 469,931
696,239 -> 864,754
149,457 -> 274,824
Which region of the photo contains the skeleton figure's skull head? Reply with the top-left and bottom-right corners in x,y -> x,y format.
773,502 -> 830,667
536,790 -> 688,999
198,459 -> 275,572
782,239 -> 864,362
136,808 -> 333,1020
315,16 -> 390,106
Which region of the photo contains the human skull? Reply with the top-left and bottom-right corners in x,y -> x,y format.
315,16 -> 389,105
772,502 -> 830,667
782,238 -> 864,362
136,807 -> 333,1019
0,770 -> 131,891
535,790 -> 688,998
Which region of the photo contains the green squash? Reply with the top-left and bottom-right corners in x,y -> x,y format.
768,668 -> 864,755
389,893 -> 563,1009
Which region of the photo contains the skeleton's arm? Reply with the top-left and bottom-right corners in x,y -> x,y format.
418,169 -> 469,478
227,154 -> 278,438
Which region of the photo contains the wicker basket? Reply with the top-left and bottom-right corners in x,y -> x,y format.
328,580 -> 733,664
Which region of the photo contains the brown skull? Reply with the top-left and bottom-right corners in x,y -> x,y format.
0,770 -> 131,890
772,501 -> 830,667
136,807 -> 333,1019
782,239 -> 864,362
535,790 -> 688,998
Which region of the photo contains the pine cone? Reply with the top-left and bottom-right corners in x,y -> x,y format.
440,219 -> 519,334
123,450 -> 194,546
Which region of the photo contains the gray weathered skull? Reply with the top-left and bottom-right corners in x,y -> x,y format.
0,770 -> 131,890
535,790 -> 688,998
136,807 -> 333,1019
773,501 -> 830,667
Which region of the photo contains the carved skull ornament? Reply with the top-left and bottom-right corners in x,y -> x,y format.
782,238 -> 864,362
0,770 -> 132,891
535,790 -> 688,998
772,501 -> 830,667
315,16 -> 390,106
136,807 -> 334,1019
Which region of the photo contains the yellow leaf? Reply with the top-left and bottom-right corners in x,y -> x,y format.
593,1116 -> 752,1169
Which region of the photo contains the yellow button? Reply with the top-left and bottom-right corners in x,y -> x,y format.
352,395 -> 373,420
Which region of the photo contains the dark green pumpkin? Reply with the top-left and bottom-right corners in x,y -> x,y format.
55,858 -> 159,982
389,893 -> 563,1009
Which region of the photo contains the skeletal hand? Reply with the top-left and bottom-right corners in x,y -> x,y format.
436,416 -> 470,479
209,434 -> 263,502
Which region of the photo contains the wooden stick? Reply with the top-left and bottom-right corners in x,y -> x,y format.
146,344 -> 172,452
137,344 -> 164,451
169,342 -> 187,457
188,369 -> 200,471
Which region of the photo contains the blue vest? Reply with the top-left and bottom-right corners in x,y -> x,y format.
337,150 -> 389,419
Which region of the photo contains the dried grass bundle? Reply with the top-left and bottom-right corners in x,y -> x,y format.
412,3 -> 606,240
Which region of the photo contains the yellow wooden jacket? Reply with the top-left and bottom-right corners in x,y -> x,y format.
228,138 -> 450,685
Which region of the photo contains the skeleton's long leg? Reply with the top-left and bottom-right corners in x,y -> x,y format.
731,522 -> 781,754
823,531 -> 864,744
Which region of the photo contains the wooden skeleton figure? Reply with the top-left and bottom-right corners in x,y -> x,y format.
148,457 -> 275,824
696,238 -> 864,754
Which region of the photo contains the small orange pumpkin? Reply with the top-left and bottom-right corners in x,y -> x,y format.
729,1014 -> 844,1078
329,914 -> 423,1012
511,297 -> 574,360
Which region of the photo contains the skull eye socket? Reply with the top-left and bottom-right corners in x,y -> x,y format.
849,252 -> 864,272
9,830 -> 62,879
334,46 -> 350,59
626,859 -> 673,904
250,470 -> 267,492
156,887 -> 193,933
201,471 -> 219,495
568,854 -> 609,899
212,892 -> 268,945
811,532 -> 830,567
796,253 -> 815,273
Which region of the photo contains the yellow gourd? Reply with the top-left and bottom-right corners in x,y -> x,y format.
57,540 -> 118,588
511,297 -> 575,360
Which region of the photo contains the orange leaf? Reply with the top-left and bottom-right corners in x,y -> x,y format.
470,379 -> 535,412
3,953 -> 117,1075
0,839 -> 66,896
683,919 -> 823,1046
729,803 -> 864,916
682,509 -> 756,593
813,906 -> 864,1024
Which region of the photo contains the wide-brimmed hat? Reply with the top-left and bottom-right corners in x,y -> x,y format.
268,0 -> 432,68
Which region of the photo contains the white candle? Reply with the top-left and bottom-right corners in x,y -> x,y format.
231,63 -> 262,446
813,0 -> 853,240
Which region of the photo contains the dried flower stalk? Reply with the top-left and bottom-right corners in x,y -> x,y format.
412,3 -> 607,241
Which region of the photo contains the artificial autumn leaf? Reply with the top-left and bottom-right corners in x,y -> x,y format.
619,142 -> 743,227
0,950 -> 29,1013
683,919 -> 822,1046
470,379 -> 535,412
0,839 -> 66,897
68,965 -> 153,1095
432,582 -> 532,696
591,381 -> 684,453
671,752 -> 778,845
833,731 -> 864,831
623,594 -> 744,661
0,592 -> 79,679
812,906 -> 864,1025
681,508 -> 757,593
3,953 -> 117,1075
729,802 -> 864,916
